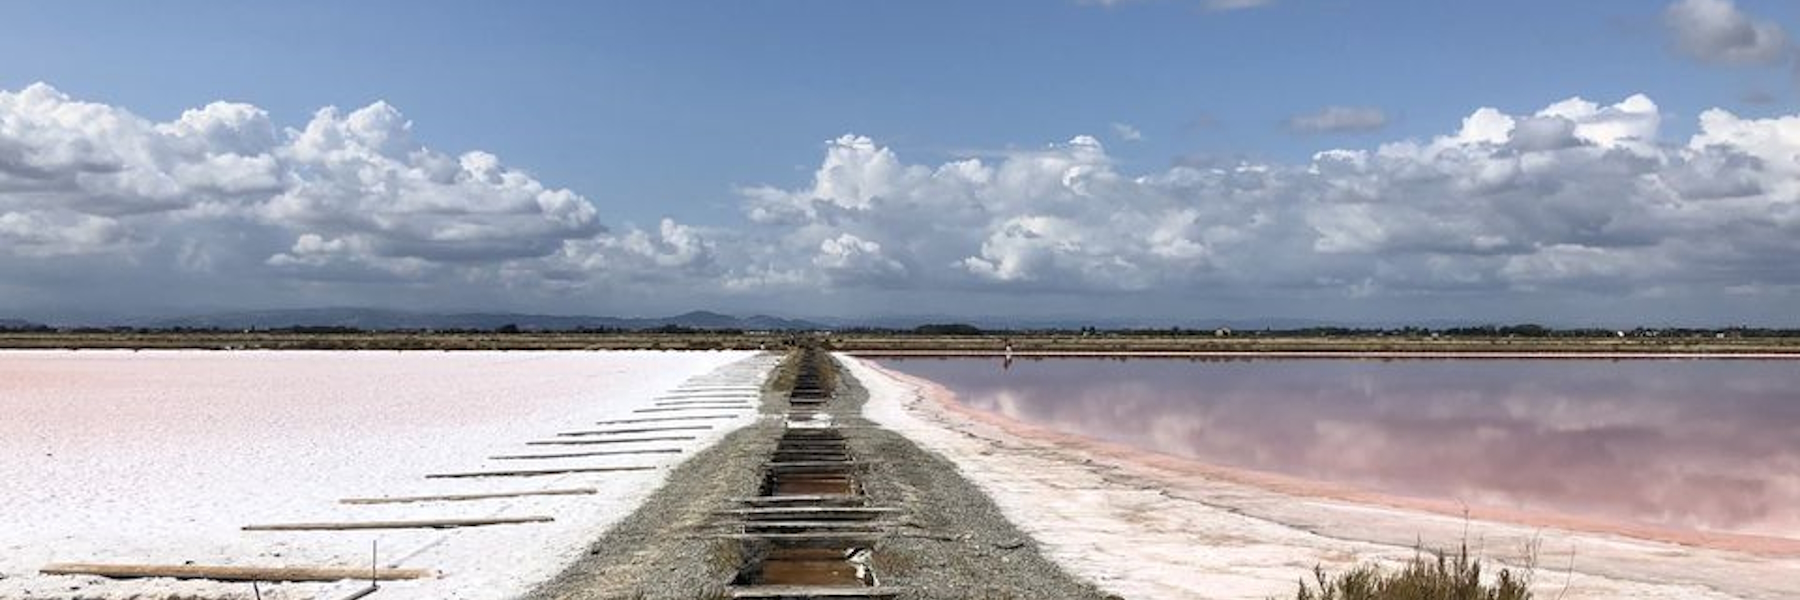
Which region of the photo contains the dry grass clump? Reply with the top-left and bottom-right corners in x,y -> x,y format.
1291,544 -> 1532,600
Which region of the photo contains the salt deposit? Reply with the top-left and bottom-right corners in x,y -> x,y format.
845,355 -> 1800,600
0,350 -> 776,600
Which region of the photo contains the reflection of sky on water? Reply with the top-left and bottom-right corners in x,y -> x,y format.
876,358 -> 1800,540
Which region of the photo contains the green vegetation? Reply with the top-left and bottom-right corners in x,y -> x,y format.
912,323 -> 984,335
1291,546 -> 1531,600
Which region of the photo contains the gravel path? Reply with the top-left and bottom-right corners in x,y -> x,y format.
522,353 -> 1110,600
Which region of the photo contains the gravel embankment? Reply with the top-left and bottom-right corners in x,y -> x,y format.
523,355 -> 1111,600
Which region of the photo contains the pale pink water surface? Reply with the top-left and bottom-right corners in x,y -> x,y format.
874,357 -> 1800,541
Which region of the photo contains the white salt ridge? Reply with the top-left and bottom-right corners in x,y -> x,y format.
0,350 -> 777,600
843,355 -> 1800,600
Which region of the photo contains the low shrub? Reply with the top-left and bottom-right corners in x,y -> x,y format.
1291,544 -> 1531,600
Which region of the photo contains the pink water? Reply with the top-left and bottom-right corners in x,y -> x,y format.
875,357 -> 1800,541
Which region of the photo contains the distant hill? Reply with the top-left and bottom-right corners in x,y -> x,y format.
0,318 -> 48,331
146,308 -> 823,332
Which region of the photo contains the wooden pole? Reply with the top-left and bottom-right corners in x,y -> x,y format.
594,415 -> 735,425
490,449 -> 680,460
525,436 -> 697,446
39,563 -> 430,582
556,425 -> 713,436
242,516 -> 553,531
340,487 -> 598,505
424,465 -> 656,479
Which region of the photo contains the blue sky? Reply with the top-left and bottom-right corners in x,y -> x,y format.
2,1 -> 1799,325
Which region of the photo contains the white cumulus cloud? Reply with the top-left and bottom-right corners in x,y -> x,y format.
724,94 -> 1800,307
6,80 -> 1800,321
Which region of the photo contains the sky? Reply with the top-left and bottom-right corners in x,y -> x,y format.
2,0 -> 1799,326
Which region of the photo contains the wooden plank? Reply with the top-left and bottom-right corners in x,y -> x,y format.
716,507 -> 900,516
39,563 -> 430,582
594,415 -> 736,425
712,533 -> 882,544
557,425 -> 713,436
490,448 -> 680,460
426,466 -> 655,479
633,406 -> 748,413
243,516 -> 552,531
737,521 -> 889,530
340,487 -> 597,505
526,436 -> 697,446
731,494 -> 865,504
729,586 -> 901,598
655,399 -> 758,406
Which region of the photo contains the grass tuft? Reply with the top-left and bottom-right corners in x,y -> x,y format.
1291,544 -> 1532,600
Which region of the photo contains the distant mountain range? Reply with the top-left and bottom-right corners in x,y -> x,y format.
141,308 -> 824,332
5,307 -> 1706,332
0,318 -> 47,330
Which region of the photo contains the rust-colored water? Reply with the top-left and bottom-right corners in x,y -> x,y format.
755,548 -> 864,585
773,473 -> 855,495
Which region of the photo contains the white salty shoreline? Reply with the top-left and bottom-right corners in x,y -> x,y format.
0,350 -> 776,600
842,354 -> 1800,600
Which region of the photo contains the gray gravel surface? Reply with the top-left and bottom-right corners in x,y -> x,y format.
520,393 -> 780,600
520,355 -> 1113,600
830,359 -> 1115,600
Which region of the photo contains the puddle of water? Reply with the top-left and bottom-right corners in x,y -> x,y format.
877,357 -> 1800,540
773,473 -> 856,496
761,549 -> 863,584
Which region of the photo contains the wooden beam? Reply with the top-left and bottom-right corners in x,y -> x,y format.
715,507 -> 900,516
557,425 -> 713,436
340,487 -> 597,505
526,436 -> 697,446
736,521 -> 889,530
39,563 -> 430,582
594,415 -> 736,425
425,465 -> 656,479
711,532 -> 882,544
243,516 -> 553,531
729,586 -> 901,598
490,448 -> 680,460
730,494 -> 865,504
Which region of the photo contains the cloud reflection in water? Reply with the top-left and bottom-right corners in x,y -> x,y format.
877,357 -> 1800,540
